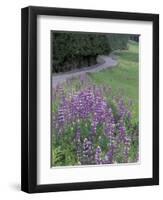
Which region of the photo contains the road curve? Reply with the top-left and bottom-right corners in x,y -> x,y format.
52,55 -> 118,88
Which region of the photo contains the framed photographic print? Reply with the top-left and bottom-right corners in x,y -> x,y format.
21,6 -> 159,193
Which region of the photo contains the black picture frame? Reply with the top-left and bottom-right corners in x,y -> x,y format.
21,6 -> 159,193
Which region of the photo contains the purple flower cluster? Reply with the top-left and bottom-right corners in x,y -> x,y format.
118,98 -> 131,120
52,75 -> 138,165
55,86 -> 109,130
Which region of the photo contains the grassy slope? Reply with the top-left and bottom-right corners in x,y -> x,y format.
89,41 -> 139,122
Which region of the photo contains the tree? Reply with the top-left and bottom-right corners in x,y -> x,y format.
51,32 -> 129,73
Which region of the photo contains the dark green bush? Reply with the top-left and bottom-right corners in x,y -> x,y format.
52,32 -> 111,73
51,32 -> 130,73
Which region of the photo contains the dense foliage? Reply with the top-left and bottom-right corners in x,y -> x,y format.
51,74 -> 139,166
51,32 -> 130,73
107,34 -> 129,50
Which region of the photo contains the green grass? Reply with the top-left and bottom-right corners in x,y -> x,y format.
88,41 -> 139,122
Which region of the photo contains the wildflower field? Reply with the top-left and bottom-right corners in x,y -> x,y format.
51,41 -> 139,167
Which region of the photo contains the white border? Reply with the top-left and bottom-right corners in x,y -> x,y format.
37,15 -> 153,184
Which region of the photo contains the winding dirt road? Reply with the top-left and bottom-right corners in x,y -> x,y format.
52,55 -> 118,87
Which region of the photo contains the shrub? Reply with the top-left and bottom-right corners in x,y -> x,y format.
52,32 -> 112,73
51,32 -> 130,73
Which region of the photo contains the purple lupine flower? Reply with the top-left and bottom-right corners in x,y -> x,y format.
117,99 -> 131,120
75,127 -> 82,162
103,144 -> 115,164
104,107 -> 116,145
81,138 -> 94,165
123,136 -> 131,162
118,122 -> 126,142
83,138 -> 92,155
95,146 -> 102,164
91,122 -> 97,135
117,121 -> 132,162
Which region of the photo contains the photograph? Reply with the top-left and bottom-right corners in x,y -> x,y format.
51,31 -> 139,167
